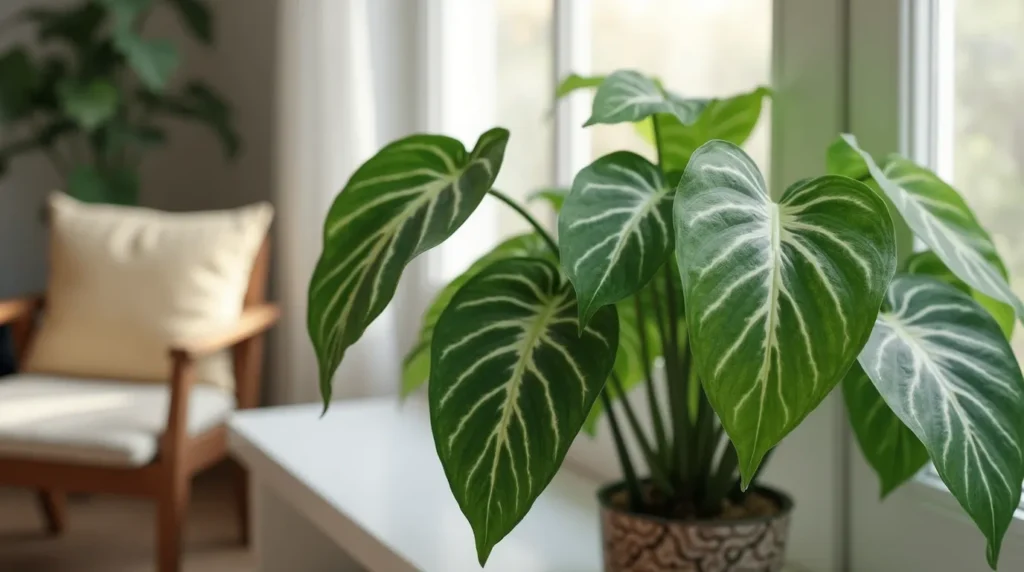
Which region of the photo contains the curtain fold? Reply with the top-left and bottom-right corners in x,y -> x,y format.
271,0 -> 402,405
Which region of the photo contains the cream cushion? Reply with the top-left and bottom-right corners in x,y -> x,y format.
0,374 -> 234,467
24,194 -> 273,391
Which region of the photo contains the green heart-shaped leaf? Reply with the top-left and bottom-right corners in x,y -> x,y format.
585,70 -> 706,127
309,128 -> 510,404
401,232 -> 552,397
905,250 -> 1015,340
58,79 -> 119,131
636,87 -> 770,173
842,361 -> 929,497
836,134 -> 1024,324
676,140 -> 897,485
429,257 -> 617,565
559,151 -> 673,326
856,275 -> 1024,569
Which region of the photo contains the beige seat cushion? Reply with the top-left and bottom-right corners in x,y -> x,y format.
25,194 -> 273,391
0,374 -> 234,467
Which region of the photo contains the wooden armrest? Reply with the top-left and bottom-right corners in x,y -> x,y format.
0,295 -> 43,326
170,303 -> 280,360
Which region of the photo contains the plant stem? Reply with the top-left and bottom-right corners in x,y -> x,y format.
633,294 -> 670,463
602,389 -> 644,511
651,114 -> 666,169
610,373 -> 675,495
488,189 -> 559,257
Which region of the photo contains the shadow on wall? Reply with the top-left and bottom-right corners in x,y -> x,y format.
0,0 -> 281,298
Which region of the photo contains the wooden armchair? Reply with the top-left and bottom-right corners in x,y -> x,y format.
0,240 -> 279,572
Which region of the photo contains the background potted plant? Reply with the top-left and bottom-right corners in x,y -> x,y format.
0,0 -> 239,205
308,69 -> 1024,571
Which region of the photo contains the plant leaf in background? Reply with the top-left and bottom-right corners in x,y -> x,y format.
526,187 -> 569,212
836,134 -> 1024,324
0,48 -> 39,123
113,29 -> 180,92
905,250 -> 1015,339
560,151 -> 673,327
555,73 -> 605,99
141,81 -> 240,157
401,232 -> 552,397
429,257 -> 617,565
585,70 -> 706,128
675,140 -> 897,486
97,0 -> 153,27
67,165 -> 139,204
842,362 -> 929,497
25,4 -> 106,48
856,275 -> 1024,569
167,0 -> 213,44
57,79 -> 119,131
635,87 -> 771,173
308,128 -> 510,405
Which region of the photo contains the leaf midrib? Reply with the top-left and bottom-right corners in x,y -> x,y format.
482,291 -> 562,544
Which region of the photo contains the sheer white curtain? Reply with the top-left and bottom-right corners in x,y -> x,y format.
272,0 -> 409,404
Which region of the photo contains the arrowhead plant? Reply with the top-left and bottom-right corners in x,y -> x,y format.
309,69 -> 1024,569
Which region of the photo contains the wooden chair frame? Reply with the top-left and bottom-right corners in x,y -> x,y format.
0,239 -> 279,572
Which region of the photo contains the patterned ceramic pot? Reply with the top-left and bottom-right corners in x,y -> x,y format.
598,482 -> 794,572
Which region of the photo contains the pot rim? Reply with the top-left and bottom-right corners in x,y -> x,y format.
597,480 -> 795,527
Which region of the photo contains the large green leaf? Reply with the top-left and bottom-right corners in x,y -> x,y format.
837,135 -> 1024,323
905,250 -> 1015,340
843,362 -> 929,497
57,79 -> 119,131
309,128 -> 510,404
585,70 -> 706,128
559,151 -> 673,326
0,48 -> 39,123
675,140 -> 897,485
856,275 -> 1024,568
113,29 -> 180,92
429,257 -> 617,565
401,232 -> 552,397
636,87 -> 770,173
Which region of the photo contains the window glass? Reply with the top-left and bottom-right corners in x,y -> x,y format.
945,0 -> 1024,354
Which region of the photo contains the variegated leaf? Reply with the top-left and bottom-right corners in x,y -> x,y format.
857,275 -> 1024,568
675,140 -> 897,485
906,250 -> 1015,339
559,151 -> 673,326
585,70 -> 706,128
429,257 -> 617,565
401,233 -> 552,397
309,128 -> 510,404
838,134 -> 1024,323
843,361 -> 929,497
636,87 -> 771,173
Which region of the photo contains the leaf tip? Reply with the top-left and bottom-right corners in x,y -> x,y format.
476,539 -> 494,567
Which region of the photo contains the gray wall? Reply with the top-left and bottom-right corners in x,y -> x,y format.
0,0 -> 281,297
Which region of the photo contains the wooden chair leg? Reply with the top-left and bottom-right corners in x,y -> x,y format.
157,478 -> 191,572
232,460 -> 250,546
37,490 -> 66,535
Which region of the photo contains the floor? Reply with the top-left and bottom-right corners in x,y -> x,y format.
0,466 -> 252,572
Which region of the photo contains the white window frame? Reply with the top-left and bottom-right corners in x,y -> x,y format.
846,1 -> 1024,570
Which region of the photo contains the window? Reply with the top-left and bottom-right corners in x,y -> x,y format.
589,0 -> 772,172
941,0 -> 1024,357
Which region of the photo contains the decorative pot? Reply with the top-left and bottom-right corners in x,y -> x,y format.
598,481 -> 794,572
